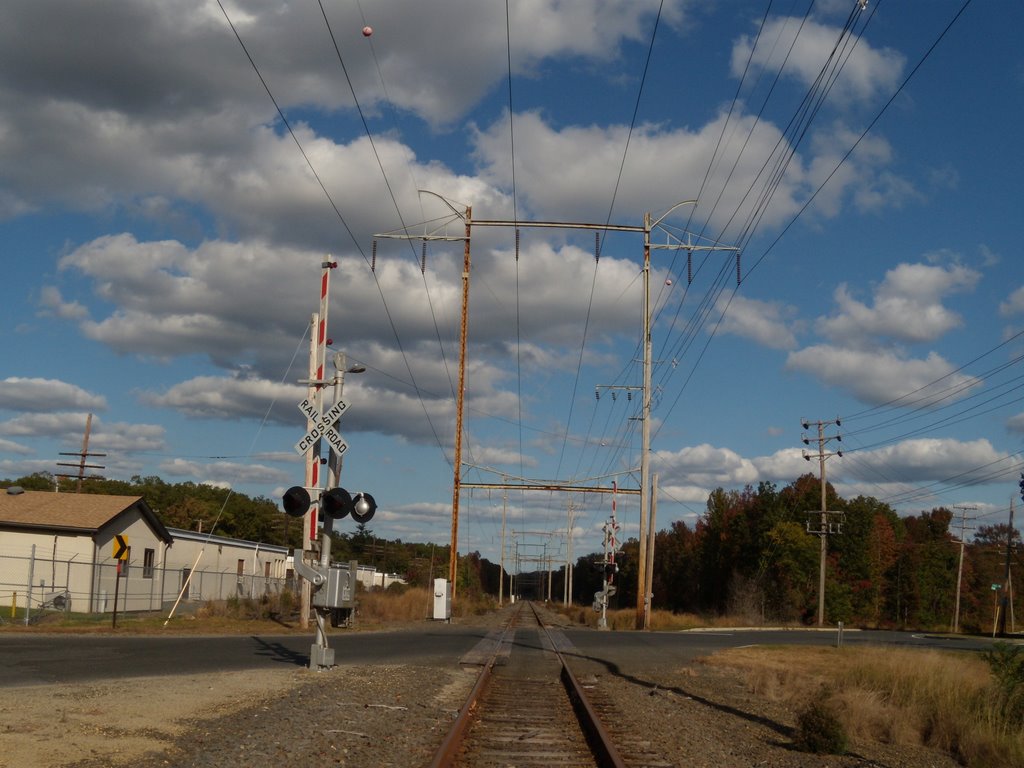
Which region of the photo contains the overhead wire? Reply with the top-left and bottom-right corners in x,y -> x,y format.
841,328 -> 1024,425
314,0 -> 465,468
561,0 -> 666,493
650,0 -> 980,463
505,0 -> 527,537
653,0 -> 818,364
739,0 -> 974,284
214,0 -> 451,469
229,0 -> 997,548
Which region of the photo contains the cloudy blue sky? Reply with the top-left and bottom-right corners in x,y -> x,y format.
2,0 -> 1022,565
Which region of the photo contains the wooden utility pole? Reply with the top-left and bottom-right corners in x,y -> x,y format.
564,499 -> 576,606
802,418 -> 843,627
998,497 -> 1015,637
951,504 -> 976,634
449,205 -> 472,597
499,481 -> 507,607
376,197 -> 737,618
56,413 -> 106,491
643,473 -> 658,629
635,211 -> 652,630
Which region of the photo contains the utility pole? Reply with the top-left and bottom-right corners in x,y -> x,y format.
56,413 -> 106,491
951,504 -> 977,634
802,418 -> 843,627
643,473 -> 658,629
449,205 -> 472,601
499,480 -> 507,607
512,537 -> 518,602
374,192 -> 471,604
998,494 -> 1016,637
376,197 -> 738,618
564,499 -> 576,606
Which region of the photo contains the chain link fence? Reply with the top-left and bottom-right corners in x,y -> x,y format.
0,549 -> 292,621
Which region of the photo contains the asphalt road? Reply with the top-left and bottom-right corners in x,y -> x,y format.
0,623 -> 1009,688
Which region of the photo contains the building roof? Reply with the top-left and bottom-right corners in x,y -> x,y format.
167,527 -> 288,554
0,489 -> 172,543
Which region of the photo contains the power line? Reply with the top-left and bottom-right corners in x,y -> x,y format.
215,0 -> 451,468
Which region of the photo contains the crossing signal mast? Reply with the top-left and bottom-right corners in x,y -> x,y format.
280,259 -> 377,670
594,482 -> 621,630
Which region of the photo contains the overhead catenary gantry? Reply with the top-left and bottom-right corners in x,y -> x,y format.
375,193 -> 739,626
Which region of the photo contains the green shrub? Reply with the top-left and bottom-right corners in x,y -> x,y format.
983,643 -> 1024,725
795,697 -> 848,755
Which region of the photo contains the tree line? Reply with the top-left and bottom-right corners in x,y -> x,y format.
570,474 -> 1022,632
5,471 -> 1020,631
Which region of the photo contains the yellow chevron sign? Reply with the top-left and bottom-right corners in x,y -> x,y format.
112,534 -> 129,561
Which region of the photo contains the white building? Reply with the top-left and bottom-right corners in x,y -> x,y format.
0,487 -> 289,614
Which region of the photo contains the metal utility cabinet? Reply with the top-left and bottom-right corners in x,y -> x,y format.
433,578 -> 451,621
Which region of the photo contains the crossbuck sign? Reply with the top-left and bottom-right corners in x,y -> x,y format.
294,397 -> 349,456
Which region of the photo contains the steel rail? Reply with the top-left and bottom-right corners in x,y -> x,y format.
537,602 -> 628,768
429,601 -> 627,768
427,602 -> 525,768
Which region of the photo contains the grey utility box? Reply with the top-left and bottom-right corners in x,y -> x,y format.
312,561 -> 356,610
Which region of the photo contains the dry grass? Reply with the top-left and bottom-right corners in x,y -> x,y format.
557,604 -> 764,631
356,585 -> 496,625
357,586 -> 434,623
1,587 -> 495,633
707,645 -> 1024,768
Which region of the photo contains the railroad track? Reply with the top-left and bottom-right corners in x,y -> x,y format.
429,601 -> 671,768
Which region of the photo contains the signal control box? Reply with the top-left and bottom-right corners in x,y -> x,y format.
312,561 -> 356,610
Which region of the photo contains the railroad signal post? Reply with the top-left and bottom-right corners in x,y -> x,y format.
287,259 -> 376,668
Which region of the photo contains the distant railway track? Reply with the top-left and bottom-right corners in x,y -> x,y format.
429,601 -> 670,768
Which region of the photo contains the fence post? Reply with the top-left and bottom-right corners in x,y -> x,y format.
24,544 -> 35,626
